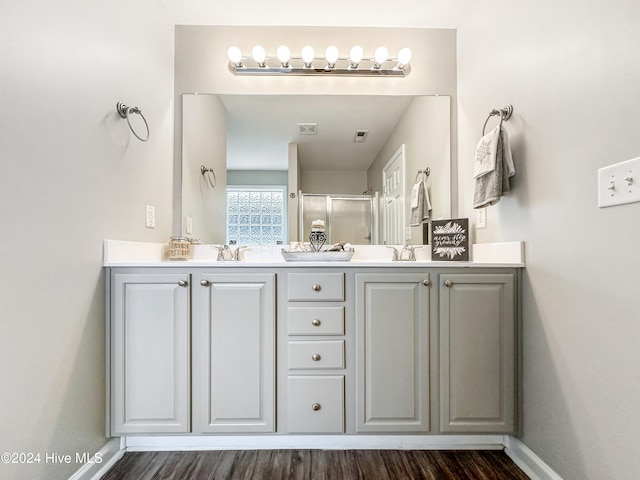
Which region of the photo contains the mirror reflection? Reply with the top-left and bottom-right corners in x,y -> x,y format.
181,94 -> 451,246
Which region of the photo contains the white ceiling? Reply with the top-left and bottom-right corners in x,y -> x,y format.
221,95 -> 414,171
165,1 -> 472,171
158,0 -> 473,29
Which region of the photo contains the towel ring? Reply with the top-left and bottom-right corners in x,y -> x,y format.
482,104 -> 513,135
201,165 -> 216,188
415,167 -> 430,183
117,102 -> 150,142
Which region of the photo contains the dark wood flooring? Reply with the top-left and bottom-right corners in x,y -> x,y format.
100,449 -> 530,480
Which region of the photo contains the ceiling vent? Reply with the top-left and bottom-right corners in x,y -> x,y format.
297,123 -> 317,135
353,129 -> 369,143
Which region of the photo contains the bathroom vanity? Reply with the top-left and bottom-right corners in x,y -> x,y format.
104,241 -> 523,441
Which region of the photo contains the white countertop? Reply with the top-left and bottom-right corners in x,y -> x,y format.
103,240 -> 525,268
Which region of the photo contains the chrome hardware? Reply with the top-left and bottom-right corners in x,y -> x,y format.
444,280 -> 453,287
312,319 -> 321,327
422,279 -> 431,287
233,246 -> 247,261
388,244 -> 422,261
400,244 -> 421,261
178,280 -> 188,287
312,354 -> 321,362
312,403 -> 321,411
312,284 -> 322,292
200,280 -> 210,286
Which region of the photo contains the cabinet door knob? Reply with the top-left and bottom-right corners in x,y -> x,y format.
444,280 -> 453,287
178,280 -> 188,287
422,279 -> 431,287
312,284 -> 322,292
200,279 -> 210,286
312,319 -> 321,327
312,354 -> 321,362
312,403 -> 321,411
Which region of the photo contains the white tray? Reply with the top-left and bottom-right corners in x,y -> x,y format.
280,250 -> 355,262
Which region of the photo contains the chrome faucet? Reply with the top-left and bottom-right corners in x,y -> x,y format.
216,245 -> 247,261
387,244 -> 422,261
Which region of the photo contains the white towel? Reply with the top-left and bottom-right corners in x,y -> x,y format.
473,125 -> 501,178
473,126 -> 515,209
410,179 -> 432,226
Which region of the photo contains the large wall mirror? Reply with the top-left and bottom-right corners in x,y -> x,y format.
181,94 -> 451,246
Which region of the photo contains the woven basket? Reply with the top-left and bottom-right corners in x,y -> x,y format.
167,237 -> 190,260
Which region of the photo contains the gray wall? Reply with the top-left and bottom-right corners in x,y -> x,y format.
457,1 -> 640,479
0,1 -> 174,478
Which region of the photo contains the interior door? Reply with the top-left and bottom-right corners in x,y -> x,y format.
382,145 -> 405,245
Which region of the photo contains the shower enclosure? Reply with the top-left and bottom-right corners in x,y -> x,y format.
299,193 -> 379,245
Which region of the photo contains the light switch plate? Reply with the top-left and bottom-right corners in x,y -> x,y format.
476,207 -> 487,229
186,216 -> 193,235
145,204 -> 155,228
598,157 -> 640,208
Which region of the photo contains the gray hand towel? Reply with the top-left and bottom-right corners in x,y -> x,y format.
473,127 -> 515,209
410,180 -> 432,226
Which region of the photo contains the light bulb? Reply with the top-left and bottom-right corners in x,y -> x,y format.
374,46 -> 388,67
397,47 -> 412,67
251,45 -> 266,66
325,46 -> 339,67
349,45 -> 364,67
277,45 -> 291,67
227,46 -> 243,65
301,46 -> 315,67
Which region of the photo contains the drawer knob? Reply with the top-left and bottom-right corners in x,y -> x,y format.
312,319 -> 321,327
312,403 -> 321,411
444,280 -> 453,287
422,279 -> 431,287
312,354 -> 321,362
312,284 -> 322,292
178,280 -> 188,287
200,280 -> 210,286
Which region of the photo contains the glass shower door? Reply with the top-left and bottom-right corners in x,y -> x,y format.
300,194 -> 377,245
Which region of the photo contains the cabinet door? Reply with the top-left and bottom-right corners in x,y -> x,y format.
193,273 -> 275,433
440,273 -> 516,433
110,273 -> 190,435
355,273 -> 430,433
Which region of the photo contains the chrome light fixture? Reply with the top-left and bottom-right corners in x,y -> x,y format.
227,45 -> 412,76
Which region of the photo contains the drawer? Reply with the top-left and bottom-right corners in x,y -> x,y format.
288,340 -> 344,369
287,375 -> 344,433
287,273 -> 344,301
288,307 -> 345,335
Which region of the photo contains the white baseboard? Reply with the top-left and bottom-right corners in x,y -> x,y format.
504,436 -> 564,480
124,434 -> 505,451
67,437 -> 125,480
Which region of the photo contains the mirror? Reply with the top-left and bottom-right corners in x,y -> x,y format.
181,94 -> 451,245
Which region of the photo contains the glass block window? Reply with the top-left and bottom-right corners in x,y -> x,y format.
227,186 -> 287,245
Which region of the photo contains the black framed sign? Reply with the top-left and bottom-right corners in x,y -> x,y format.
431,218 -> 469,261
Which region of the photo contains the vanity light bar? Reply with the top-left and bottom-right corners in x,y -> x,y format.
227,45 -> 412,77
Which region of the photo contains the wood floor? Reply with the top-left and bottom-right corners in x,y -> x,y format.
100,449 -> 530,480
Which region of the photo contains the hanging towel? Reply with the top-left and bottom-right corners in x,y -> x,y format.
473,126 -> 515,209
410,178 -> 432,226
473,125 -> 501,178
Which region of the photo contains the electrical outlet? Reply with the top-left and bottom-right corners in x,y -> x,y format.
598,157 -> 640,208
476,207 -> 487,229
186,216 -> 193,235
145,205 -> 155,228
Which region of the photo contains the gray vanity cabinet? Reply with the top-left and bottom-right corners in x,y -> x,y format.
109,271 -> 191,435
439,273 -> 517,434
281,272 -> 347,434
355,273 -> 431,433
192,272 -> 275,433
